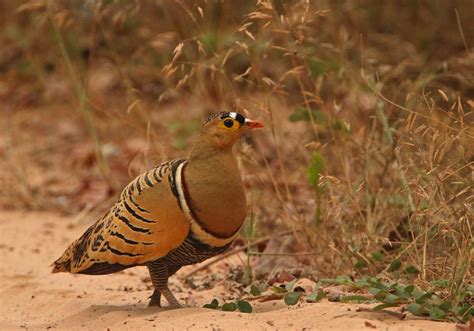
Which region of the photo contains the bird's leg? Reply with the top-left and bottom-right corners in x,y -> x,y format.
147,261 -> 182,308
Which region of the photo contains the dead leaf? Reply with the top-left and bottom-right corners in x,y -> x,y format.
364,321 -> 377,329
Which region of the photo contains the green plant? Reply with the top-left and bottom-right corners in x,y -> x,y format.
316,276 -> 473,323
203,298 -> 253,313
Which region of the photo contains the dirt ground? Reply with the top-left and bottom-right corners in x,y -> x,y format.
0,211 -> 458,330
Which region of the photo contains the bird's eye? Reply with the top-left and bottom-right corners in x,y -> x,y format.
223,118 -> 234,128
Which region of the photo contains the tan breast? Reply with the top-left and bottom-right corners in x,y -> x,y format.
183,153 -> 247,238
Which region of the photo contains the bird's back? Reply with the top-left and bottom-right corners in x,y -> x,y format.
51,158 -> 190,275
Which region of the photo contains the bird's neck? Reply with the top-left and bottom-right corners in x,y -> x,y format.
184,139 -> 246,238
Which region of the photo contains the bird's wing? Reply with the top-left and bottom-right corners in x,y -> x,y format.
51,158 -> 190,274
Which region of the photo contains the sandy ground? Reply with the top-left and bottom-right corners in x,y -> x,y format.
0,211 -> 458,331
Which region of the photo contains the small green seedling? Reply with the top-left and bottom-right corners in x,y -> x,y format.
203,298 -> 253,313
314,276 -> 473,323
284,292 -> 302,306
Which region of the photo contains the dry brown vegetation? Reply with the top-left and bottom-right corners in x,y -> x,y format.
0,0 -> 472,322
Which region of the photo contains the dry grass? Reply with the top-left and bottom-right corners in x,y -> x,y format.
0,0 -> 472,299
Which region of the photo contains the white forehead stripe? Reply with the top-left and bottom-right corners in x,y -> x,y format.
229,112 -> 237,119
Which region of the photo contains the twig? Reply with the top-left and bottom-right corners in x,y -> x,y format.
249,252 -> 321,256
258,293 -> 285,302
356,307 -> 406,320
454,8 -> 470,52
183,230 -> 293,278
243,293 -> 285,302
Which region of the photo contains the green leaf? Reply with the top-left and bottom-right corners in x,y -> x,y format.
307,290 -> 325,303
451,305 -> 463,316
376,107 -> 394,144
288,107 -> 326,123
319,276 -> 352,285
429,306 -> 447,320
319,278 -> 338,285
373,291 -> 388,301
407,303 -> 426,315
376,281 -> 390,290
404,285 -> 415,294
284,292 -> 302,306
236,300 -> 252,313
199,32 -> 218,53
308,59 -> 341,78
203,298 -> 219,309
452,303 -> 472,321
389,282 -> 400,290
337,276 -> 353,283
222,302 -> 237,312
355,279 -> 371,287
354,260 -> 366,269
429,294 -> 443,306
384,293 -> 402,304
309,60 -> 326,78
373,303 -> 401,311
285,279 -> 297,292
388,259 -> 401,272
271,286 -> 286,294
429,279 -> 449,288
308,152 -> 325,189
250,284 -> 261,296
369,280 -> 389,291
340,295 -> 370,302
416,292 -> 433,304
404,265 -> 419,274
371,251 -> 383,262
368,287 -> 381,295
437,301 -> 452,312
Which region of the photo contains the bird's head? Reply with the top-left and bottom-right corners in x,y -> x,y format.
197,112 -> 264,150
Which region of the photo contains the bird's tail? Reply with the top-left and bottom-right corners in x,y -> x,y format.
51,224 -> 96,274
50,245 -> 74,273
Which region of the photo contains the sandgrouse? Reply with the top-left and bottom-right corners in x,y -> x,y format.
51,112 -> 263,308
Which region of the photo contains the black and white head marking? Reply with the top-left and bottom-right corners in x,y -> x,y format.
223,112 -> 246,125
204,111 -> 248,126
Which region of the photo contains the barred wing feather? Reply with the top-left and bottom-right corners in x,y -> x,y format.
51,159 -> 190,274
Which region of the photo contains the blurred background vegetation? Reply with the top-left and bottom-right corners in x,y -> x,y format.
0,0 -> 472,295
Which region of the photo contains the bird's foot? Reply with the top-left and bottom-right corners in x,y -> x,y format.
148,299 -> 182,309
148,290 -> 162,307
162,288 -> 183,309
165,302 -> 183,309
148,288 -> 183,309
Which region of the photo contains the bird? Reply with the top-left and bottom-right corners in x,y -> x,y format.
51,111 -> 264,308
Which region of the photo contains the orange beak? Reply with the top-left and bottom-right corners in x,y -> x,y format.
245,119 -> 264,129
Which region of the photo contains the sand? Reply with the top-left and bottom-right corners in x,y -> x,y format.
0,211 -> 457,330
